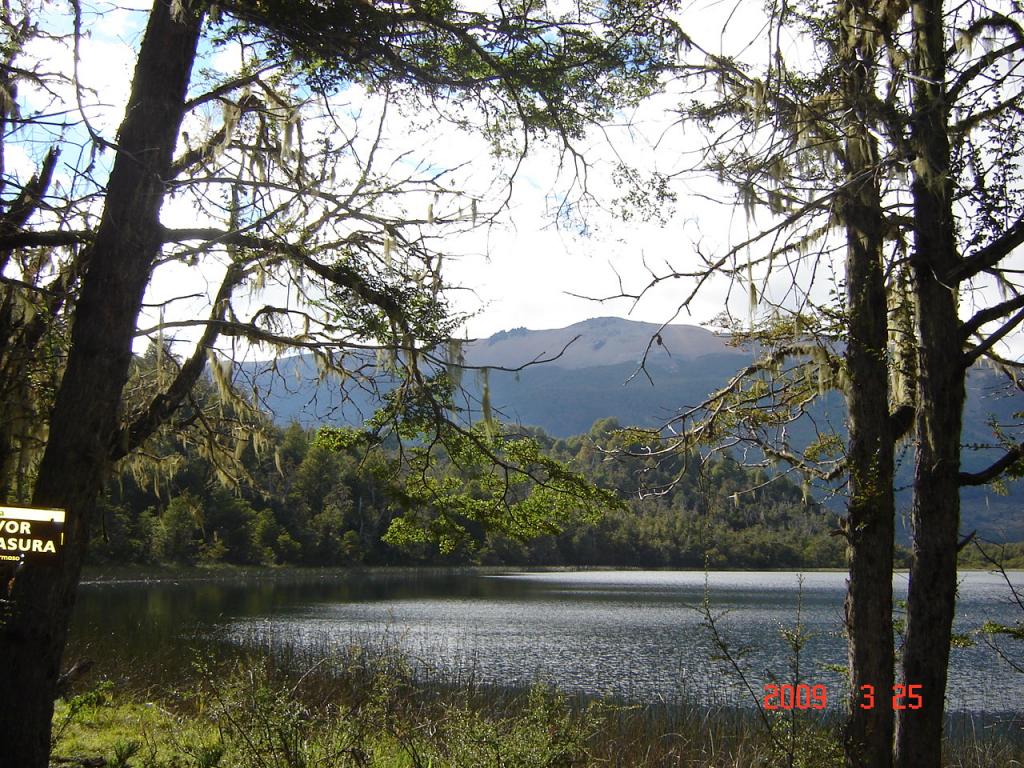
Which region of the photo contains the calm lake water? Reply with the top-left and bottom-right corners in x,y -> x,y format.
68,569 -> 1023,715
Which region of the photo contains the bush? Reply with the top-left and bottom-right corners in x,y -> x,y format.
151,495 -> 199,563
426,686 -> 592,768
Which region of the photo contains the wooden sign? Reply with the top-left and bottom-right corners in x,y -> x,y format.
0,506 -> 66,563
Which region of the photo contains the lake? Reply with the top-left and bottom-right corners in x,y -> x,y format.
68,569 -> 1024,715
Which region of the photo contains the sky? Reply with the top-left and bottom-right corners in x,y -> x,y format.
10,0 -> 784,346
7,0 -> 1023,357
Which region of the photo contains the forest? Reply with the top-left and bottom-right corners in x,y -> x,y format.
92,391 -> 1024,571
88,348 -> 1024,572
91,408 -> 851,570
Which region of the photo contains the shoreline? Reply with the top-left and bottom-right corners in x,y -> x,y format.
78,562 -> 1021,584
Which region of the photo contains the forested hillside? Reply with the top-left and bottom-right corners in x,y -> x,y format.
90,417 -> 853,570
243,318 -> 1024,542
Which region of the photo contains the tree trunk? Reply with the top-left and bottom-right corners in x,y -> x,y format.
841,203 -> 896,768
0,2 -> 202,765
894,0 -> 963,765
837,5 -> 897,762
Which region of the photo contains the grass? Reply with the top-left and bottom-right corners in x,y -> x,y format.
50,644 -> 822,768
51,642 -> 1024,768
53,697 -> 202,767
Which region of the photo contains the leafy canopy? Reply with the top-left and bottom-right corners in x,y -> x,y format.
316,375 -> 622,555
214,0 -> 687,146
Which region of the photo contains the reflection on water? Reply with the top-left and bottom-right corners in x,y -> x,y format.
68,569 -> 1024,714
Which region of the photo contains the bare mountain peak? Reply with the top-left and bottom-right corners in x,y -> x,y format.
467,317 -> 743,370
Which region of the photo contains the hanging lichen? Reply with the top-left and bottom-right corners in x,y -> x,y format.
479,367 -> 494,436
156,306 -> 165,376
220,101 -> 241,153
446,338 -> 465,387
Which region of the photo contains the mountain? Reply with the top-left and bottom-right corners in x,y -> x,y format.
237,317 -> 755,433
466,317 -> 746,369
461,317 -> 757,434
238,316 -> 1024,542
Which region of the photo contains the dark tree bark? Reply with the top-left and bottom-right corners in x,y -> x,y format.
894,0 -> 964,765
837,3 -> 896,763
0,1 -> 202,764
840,167 -> 896,767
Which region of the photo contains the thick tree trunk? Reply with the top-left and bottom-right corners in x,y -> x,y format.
0,3 -> 202,765
836,3 -> 896,766
841,207 -> 895,768
894,0 -> 963,765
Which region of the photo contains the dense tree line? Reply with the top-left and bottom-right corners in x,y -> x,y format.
87,412 -> 855,570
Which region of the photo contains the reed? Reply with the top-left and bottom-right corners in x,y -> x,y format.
52,636 -> 1022,768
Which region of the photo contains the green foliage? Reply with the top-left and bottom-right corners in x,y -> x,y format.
804,434 -> 845,463
199,532 -> 230,564
380,422 -> 622,556
151,493 -> 201,563
93,381 -> 849,568
51,650 -> 1024,768
958,541 -> 1024,570
208,662 -> 321,768
950,632 -> 976,649
979,620 -> 1024,642
767,712 -> 844,768
252,509 -> 287,565
109,739 -> 141,768
190,743 -> 227,768
91,499 -> 151,563
216,0 -> 686,151
51,680 -> 116,746
204,490 -> 260,563
425,686 -> 591,768
312,426 -> 364,453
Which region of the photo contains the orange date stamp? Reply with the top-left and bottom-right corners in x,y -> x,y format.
763,683 -> 924,710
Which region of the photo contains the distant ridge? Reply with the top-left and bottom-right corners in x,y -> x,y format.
237,317 -> 1024,541
238,317 -> 753,432
465,316 -> 747,370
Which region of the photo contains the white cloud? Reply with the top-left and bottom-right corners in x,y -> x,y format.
9,0 -> 1023,365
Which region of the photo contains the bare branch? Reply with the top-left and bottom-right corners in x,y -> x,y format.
962,306 -> 1024,368
959,443 -> 1024,486
110,262 -> 247,461
0,147 -> 60,272
948,213 -> 1024,284
960,293 -> 1024,340
948,36 -> 1024,106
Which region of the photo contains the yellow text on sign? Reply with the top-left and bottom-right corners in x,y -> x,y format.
0,506 -> 66,561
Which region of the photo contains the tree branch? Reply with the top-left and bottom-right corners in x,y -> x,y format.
961,306 -> 1024,368
183,69 -> 274,111
109,262 -> 246,461
959,443 -> 1024,486
169,125 -> 227,178
0,147 -> 60,272
160,226 -> 410,327
0,230 -> 91,250
890,403 -> 915,441
948,37 -> 1024,105
960,293 -> 1024,340
947,213 -> 1024,284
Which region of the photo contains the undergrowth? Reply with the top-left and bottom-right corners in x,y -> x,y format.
51,644 -> 1022,768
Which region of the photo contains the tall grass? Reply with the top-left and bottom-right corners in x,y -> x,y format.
53,624 -> 1023,768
